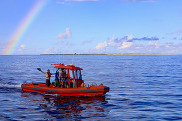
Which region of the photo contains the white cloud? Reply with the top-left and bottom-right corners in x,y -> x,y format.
119,42 -> 133,49
134,44 -> 144,49
165,43 -> 173,48
95,41 -> 107,49
18,44 -> 25,52
93,35 -> 168,54
128,35 -> 134,40
148,40 -> 159,48
94,35 -> 134,50
56,28 -> 71,39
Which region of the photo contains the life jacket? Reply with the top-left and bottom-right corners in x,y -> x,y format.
61,71 -> 66,78
47,72 -> 51,77
55,71 -> 59,80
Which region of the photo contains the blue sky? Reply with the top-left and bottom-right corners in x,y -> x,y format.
0,0 -> 182,55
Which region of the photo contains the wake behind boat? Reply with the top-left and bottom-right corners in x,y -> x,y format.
21,63 -> 109,96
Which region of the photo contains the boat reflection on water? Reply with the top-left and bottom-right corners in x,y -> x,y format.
21,92 -> 108,120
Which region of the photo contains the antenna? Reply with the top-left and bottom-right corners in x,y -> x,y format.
59,50 -> 61,64
72,53 -> 74,64
59,55 -> 60,63
63,50 -> 64,64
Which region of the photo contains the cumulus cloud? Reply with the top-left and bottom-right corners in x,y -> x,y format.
95,41 -> 108,49
94,35 -> 134,50
56,28 -> 71,39
119,42 -> 133,49
148,40 -> 159,48
133,44 -> 144,49
165,43 -> 173,48
18,44 -> 26,52
93,35 -> 171,54
94,34 -> 182,54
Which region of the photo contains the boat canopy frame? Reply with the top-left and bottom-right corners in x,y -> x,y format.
51,63 -> 83,70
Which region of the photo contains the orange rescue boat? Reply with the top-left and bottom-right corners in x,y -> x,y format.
21,63 -> 109,96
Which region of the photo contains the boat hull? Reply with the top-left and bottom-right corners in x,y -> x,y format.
21,83 -> 109,96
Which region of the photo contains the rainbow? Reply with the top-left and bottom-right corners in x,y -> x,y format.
3,0 -> 48,55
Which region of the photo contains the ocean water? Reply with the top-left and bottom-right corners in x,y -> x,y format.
0,55 -> 182,120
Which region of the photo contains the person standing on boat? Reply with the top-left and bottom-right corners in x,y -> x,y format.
54,69 -> 60,87
60,69 -> 67,88
37,68 -> 55,87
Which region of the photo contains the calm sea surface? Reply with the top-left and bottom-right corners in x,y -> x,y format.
0,55 -> 182,120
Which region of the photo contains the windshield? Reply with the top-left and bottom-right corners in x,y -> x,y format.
74,69 -> 82,80
69,69 -> 73,80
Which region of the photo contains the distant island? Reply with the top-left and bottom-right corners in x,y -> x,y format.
40,53 -> 163,55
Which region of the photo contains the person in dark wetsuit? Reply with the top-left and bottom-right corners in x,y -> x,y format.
60,69 -> 67,88
54,69 -> 60,87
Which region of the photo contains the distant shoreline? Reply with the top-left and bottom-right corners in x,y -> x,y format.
40,53 -> 166,55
